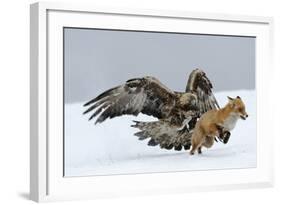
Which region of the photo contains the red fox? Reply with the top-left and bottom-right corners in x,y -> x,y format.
190,96 -> 248,155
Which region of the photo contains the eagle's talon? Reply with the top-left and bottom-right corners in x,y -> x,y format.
177,117 -> 192,131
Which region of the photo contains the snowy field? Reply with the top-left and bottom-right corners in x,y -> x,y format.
64,90 -> 256,177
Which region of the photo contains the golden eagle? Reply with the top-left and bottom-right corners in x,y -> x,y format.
83,69 -> 224,151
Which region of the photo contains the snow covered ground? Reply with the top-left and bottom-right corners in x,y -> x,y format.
64,90 -> 256,177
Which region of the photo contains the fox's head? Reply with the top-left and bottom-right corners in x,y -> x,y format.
227,96 -> 248,120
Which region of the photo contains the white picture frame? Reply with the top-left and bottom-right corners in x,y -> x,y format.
30,2 -> 274,202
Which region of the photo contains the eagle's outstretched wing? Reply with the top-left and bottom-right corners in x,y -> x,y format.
83,76 -> 176,124
186,69 -> 220,115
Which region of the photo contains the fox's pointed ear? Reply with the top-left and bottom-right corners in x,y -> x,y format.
237,96 -> 241,99
227,96 -> 234,101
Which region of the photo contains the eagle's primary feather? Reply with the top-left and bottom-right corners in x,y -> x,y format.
83,69 -> 221,151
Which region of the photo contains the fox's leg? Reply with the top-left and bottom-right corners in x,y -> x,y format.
202,124 -> 218,149
215,124 -> 224,141
223,131 -> 231,144
197,136 -> 215,154
198,146 -> 202,154
215,124 -> 231,144
203,136 -> 215,148
190,143 -> 202,155
190,132 -> 203,155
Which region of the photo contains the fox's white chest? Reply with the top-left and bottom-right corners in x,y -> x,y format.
222,115 -> 239,131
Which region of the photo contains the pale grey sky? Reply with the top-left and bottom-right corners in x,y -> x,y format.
64,28 -> 255,103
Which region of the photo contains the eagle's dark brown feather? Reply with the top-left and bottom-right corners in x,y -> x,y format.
83,76 -> 176,124
186,69 -> 220,115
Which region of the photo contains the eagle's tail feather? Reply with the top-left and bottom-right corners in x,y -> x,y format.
131,120 -> 192,151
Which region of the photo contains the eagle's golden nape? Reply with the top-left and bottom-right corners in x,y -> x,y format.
83,69 -> 222,151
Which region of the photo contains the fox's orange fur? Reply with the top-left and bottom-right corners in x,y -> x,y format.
190,96 -> 248,155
